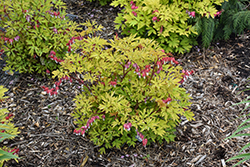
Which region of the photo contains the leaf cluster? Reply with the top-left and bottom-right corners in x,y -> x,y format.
0,86 -> 19,166
53,21 -> 194,154
0,0 -> 79,76
111,0 -> 225,54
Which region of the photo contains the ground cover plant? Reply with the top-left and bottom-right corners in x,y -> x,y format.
0,0 -> 79,76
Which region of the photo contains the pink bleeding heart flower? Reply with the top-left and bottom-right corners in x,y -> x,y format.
81,129 -> 85,137
55,86 -> 59,93
4,37 -> 9,43
14,36 -> 20,41
157,61 -> 162,68
160,25 -> 163,33
132,11 -> 137,17
131,5 -> 138,9
162,97 -> 172,104
142,138 -> 147,147
73,129 -> 81,135
68,46 -> 72,52
152,10 -> 159,14
109,81 -> 117,87
102,115 -> 105,121
152,16 -> 157,22
53,28 -> 58,34
46,69 -> 50,74
133,63 -> 138,69
9,39 -> 13,44
10,148 -> 19,155
214,11 -> 222,17
26,15 -> 31,22
123,122 -> 132,131
139,133 -> 144,140
69,78 -> 73,85
189,11 -> 195,18
50,50 -> 56,56
142,70 -> 147,79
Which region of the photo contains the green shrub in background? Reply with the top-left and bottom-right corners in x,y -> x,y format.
0,86 -> 20,166
111,0 -> 226,54
51,21 -> 195,154
0,0 -> 79,76
194,0 -> 250,48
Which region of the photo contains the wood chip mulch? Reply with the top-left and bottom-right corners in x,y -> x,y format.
1,1 -> 250,166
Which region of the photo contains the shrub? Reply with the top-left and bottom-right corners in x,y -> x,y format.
194,0 -> 250,48
111,0 -> 226,54
0,0 -> 80,76
50,21 -> 195,154
0,86 -> 20,166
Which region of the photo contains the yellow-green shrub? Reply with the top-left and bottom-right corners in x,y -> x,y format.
112,0 -> 226,54
0,0 -> 79,76
52,21 -> 194,154
0,86 -> 19,166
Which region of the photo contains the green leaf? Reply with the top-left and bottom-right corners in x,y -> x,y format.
239,142 -> 250,153
0,133 -> 17,142
99,147 -> 106,154
167,36 -> 179,48
0,150 -> 19,161
130,20 -> 138,26
226,153 -> 250,162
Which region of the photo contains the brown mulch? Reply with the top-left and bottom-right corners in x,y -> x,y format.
1,1 -> 250,166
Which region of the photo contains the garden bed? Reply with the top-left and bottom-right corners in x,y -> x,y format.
1,1 -> 250,166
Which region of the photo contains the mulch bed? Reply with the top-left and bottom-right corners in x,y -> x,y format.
1,1 -> 250,166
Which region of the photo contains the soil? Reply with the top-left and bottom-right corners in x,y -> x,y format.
1,1 -> 250,167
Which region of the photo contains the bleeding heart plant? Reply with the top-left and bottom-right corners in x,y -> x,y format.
47,21 -> 195,154
111,0 -> 226,54
0,0 -> 81,76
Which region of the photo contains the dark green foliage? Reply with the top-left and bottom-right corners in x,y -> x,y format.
216,0 -> 250,40
86,0 -> 113,6
197,0 -> 250,48
195,17 -> 215,48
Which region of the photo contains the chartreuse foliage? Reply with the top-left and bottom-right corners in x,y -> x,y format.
111,0 -> 226,54
0,0 -> 79,76
194,0 -> 250,48
52,21 -> 194,154
0,86 -> 19,166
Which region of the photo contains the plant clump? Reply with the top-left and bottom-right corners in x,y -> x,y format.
49,21 -> 195,154
112,0 -> 226,54
0,0 -> 80,76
